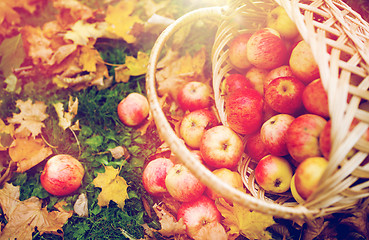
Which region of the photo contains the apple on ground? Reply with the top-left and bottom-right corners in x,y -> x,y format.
40,154 -> 85,196
223,73 -> 253,95
225,88 -> 264,135
286,114 -> 327,163
260,113 -> 295,156
294,157 -> 328,200
245,131 -> 270,161
254,154 -> 293,193
302,78 -> 329,118
228,33 -> 253,69
289,40 -> 320,85
179,108 -> 219,149
267,6 -> 299,39
264,65 -> 294,93
245,67 -> 269,95
142,157 -> 174,196
117,92 -> 149,127
264,76 -> 305,114
200,125 -> 244,169
177,195 -> 224,239
205,168 -> 243,201
247,28 -> 288,69
165,163 -> 206,202
177,81 -> 212,111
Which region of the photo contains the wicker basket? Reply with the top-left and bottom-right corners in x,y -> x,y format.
146,0 -> 369,220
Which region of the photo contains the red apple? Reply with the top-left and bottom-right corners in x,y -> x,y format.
319,120 -> 331,159
289,40 -> 320,84
177,195 -> 222,239
245,131 -> 270,161
40,154 -> 85,196
117,92 -> 149,126
177,81 -> 212,111
179,108 -> 219,149
286,114 -> 327,163
254,154 -> 293,193
264,76 -> 305,114
246,28 -> 288,69
223,73 -> 253,94
142,157 -> 174,196
200,125 -> 244,169
294,157 -> 328,200
302,78 -> 329,118
225,88 -> 264,135
205,168 -> 243,201
228,33 -> 253,69
260,114 -> 295,156
245,67 -> 269,95
165,163 -> 206,202
264,65 -> 294,93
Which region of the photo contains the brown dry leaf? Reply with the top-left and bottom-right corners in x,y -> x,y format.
53,96 -> 79,130
92,166 -> 128,210
216,198 -> 275,240
108,146 -> 129,160
53,0 -> 94,26
0,118 -> 15,151
0,183 -> 73,240
7,99 -> 48,138
153,204 -> 186,236
0,1 -> 21,37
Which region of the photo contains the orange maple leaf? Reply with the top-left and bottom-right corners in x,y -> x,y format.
53,0 -> 94,27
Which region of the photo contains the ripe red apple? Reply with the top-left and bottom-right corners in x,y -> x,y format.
246,28 -> 288,69
223,73 -> 253,95
245,67 -> 269,95
264,65 -> 294,93
165,163 -> 206,202
264,76 -> 305,114
260,114 -> 295,156
200,125 -> 244,169
177,81 -> 212,111
40,154 -> 85,196
205,168 -> 243,201
254,154 -> 293,193
266,6 -> 299,39
289,40 -> 320,84
228,33 -> 253,69
179,108 -> 219,149
142,157 -> 174,196
286,114 -> 327,163
302,78 -> 329,118
177,195 -> 222,239
117,92 -> 149,126
245,131 -> 270,161
225,88 -> 264,135
319,120 -> 331,159
294,157 -> 328,200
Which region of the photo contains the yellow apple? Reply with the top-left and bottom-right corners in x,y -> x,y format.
290,174 -> 305,204
205,168 -> 243,200
267,6 -> 299,39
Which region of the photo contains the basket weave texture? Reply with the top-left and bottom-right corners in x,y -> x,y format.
146,0 -> 369,220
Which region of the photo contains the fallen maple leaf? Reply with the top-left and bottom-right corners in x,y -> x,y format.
7,99 -> 49,138
64,20 -> 106,46
92,165 -> 128,209
153,203 -> 186,236
0,183 -> 73,240
114,51 -> 149,83
216,198 -> 275,240
53,0 -> 94,26
0,119 -> 15,151
0,1 -> 21,37
53,96 -> 79,130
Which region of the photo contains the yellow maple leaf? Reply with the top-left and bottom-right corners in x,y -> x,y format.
64,20 -> 106,46
53,96 -> 79,130
105,0 -> 143,44
7,99 -> 49,138
92,166 -> 128,209
216,198 -> 275,240
0,183 -> 73,240
115,51 -> 149,83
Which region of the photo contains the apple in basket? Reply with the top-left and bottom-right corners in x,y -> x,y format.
264,65 -> 294,93
254,154 -> 293,193
200,125 -> 244,169
289,40 -> 320,85
294,157 -> 329,200
264,76 -> 305,114
260,113 -> 295,156
179,108 -> 219,149
245,131 -> 270,161
40,154 -> 85,196
225,88 -> 264,135
267,6 -> 299,39
223,73 -> 253,94
142,157 -> 174,196
228,33 -> 253,69
286,114 -> 327,163
302,78 -> 330,118
205,168 -> 243,201
165,163 -> 206,202
246,28 -> 288,69
245,67 -> 269,95
177,195 -> 225,239
117,92 -> 149,127
177,81 -> 212,111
